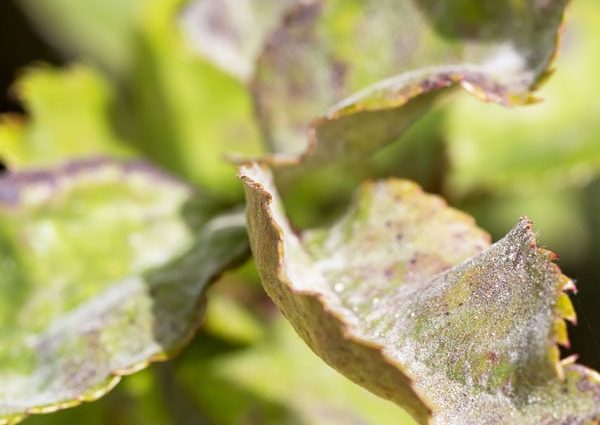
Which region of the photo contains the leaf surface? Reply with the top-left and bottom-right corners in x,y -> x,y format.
446,0 -> 600,196
240,164 -> 600,424
0,158 -> 249,424
180,0 -> 299,81
16,0 -> 140,74
251,0 -> 568,163
0,66 -> 131,169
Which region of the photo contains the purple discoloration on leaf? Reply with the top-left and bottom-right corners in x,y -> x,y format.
240,164 -> 600,425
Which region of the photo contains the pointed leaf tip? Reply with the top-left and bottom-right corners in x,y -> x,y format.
240,164 -> 600,424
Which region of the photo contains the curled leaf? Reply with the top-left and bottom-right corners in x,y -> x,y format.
446,0 -> 600,196
0,158 -> 249,424
252,0 -> 569,163
240,164 -> 600,424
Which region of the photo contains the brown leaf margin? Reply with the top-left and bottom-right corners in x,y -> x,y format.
239,163 -> 600,424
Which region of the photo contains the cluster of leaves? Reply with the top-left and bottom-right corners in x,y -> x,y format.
0,0 -> 599,424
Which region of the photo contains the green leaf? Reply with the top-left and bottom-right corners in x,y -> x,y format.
120,0 -> 265,200
202,292 -> 265,345
240,164 -> 600,424
179,316 -> 418,425
0,158 -> 249,424
251,0 -> 568,163
16,0 -> 266,200
446,0 -> 600,196
0,66 -> 132,169
16,0 -> 140,74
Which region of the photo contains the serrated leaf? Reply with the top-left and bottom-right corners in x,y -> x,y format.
0,158 -> 249,424
251,0 -> 568,164
446,0 -> 600,196
0,66 -> 131,169
240,164 -> 600,424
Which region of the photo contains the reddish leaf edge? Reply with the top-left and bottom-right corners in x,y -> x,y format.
239,162 -> 600,425
232,0 -> 572,169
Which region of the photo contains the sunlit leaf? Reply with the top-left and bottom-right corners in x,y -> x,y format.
202,293 -> 265,345
0,158 -> 249,424
0,66 -> 131,169
16,0 -> 140,74
240,164 -> 600,424
252,0 -> 568,163
446,0 -> 600,196
17,0 -> 266,200
119,0 -> 265,200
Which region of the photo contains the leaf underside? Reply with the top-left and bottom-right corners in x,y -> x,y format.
240,164 -> 600,425
0,158 -> 249,424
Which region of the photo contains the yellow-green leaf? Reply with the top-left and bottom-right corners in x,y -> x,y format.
0,66 -> 131,169
0,158 -> 249,424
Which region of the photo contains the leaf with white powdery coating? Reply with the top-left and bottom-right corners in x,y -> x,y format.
251,0 -> 569,164
240,164 -> 600,425
0,158 -> 249,424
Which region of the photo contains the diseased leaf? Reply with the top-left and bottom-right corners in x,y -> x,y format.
0,66 -> 132,169
240,164 -> 600,424
445,0 -> 600,197
252,0 -> 568,163
180,0 -> 299,81
23,368 -> 173,425
0,158 -> 249,424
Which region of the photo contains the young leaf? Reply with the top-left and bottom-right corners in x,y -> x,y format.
252,0 -> 568,163
240,164 -> 600,424
0,158 -> 249,424
16,0 -> 265,200
124,0 -> 265,200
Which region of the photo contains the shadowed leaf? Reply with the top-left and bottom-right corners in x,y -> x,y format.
0,158 -> 249,424
240,164 -> 600,424
179,316 -> 418,425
